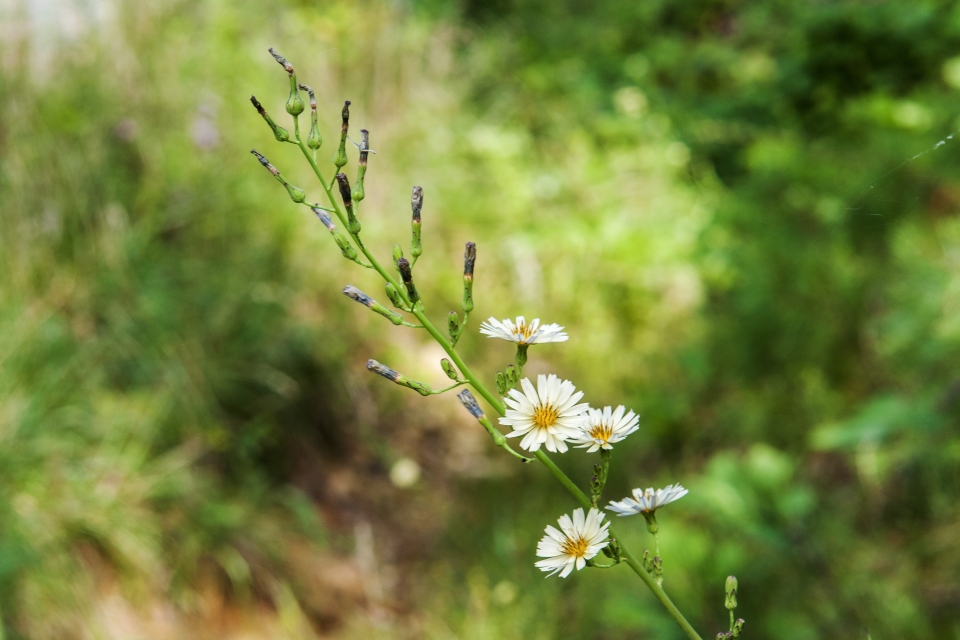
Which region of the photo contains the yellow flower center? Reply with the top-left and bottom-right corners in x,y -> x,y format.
589,421 -> 614,442
533,404 -> 560,429
515,321 -> 536,341
560,535 -> 589,558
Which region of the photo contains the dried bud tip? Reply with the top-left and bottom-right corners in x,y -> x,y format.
343,285 -> 374,308
366,359 -> 401,382
250,150 -> 279,175
298,83 -> 317,109
250,95 -> 266,114
312,208 -> 336,230
335,173 -> 352,202
457,390 -> 485,419
463,242 -> 477,276
397,258 -> 413,282
268,47 -> 294,74
411,186 -> 423,221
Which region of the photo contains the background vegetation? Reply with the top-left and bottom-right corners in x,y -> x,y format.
1,0 -> 959,637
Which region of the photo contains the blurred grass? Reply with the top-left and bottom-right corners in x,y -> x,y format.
1,0 -> 960,638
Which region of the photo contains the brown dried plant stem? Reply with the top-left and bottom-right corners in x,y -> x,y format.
290,115 -> 703,640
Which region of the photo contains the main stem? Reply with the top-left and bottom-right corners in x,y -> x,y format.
298,126 -> 702,640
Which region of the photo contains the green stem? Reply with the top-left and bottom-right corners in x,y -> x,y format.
619,542 -> 701,640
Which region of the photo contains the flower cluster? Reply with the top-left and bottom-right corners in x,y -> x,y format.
483,317 -> 687,578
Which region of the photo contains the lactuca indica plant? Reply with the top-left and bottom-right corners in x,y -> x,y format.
250,47 -> 746,640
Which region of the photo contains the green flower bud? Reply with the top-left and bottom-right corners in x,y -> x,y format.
505,364 -> 518,389
410,186 -> 423,258
333,100 -> 350,169
440,359 -> 459,381
353,129 -> 369,203
462,241 -> 475,312
496,371 -> 507,396
725,576 -> 738,611
333,233 -> 357,260
249,96 -> 289,142
343,285 -> 402,326
642,549 -> 653,573
285,182 -> 306,203
366,359 -> 432,396
267,48 -> 304,116
448,311 -> 460,340
385,282 -> 405,309
733,619 -> 744,637
299,84 -> 322,150
393,244 -> 405,270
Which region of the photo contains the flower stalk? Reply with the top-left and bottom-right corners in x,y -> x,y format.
252,48 -> 706,640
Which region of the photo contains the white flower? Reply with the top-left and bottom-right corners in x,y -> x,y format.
606,484 -> 689,516
500,374 -> 588,452
571,405 -> 639,452
535,507 -> 610,578
479,316 -> 568,345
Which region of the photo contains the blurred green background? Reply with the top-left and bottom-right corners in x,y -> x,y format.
2,0 -> 960,637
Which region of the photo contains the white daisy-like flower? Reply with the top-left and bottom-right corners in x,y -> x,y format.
534,507 -> 610,578
479,316 -> 568,344
500,374 -> 588,452
606,484 -> 689,517
571,405 -> 640,452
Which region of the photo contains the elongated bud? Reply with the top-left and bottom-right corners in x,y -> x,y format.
496,371 -> 507,396
456,389 -> 485,419
299,83 -> 322,150
353,129 -> 369,202
397,258 -> 419,304
384,282 -> 405,309
642,549 -> 653,573
733,619 -> 744,636
440,359 -> 459,381
268,48 -> 305,116
448,311 -> 460,340
652,556 -> 663,586
334,100 -> 350,169
725,576 -> 738,611
333,233 -> 358,260
366,359 -> 432,396
462,241 -> 475,312
250,96 -> 289,142
335,173 -> 360,234
251,150 -> 305,203
313,207 -> 336,231
410,186 -> 423,258
505,364 -> 518,389
343,286 -> 403,325
392,244 -> 404,270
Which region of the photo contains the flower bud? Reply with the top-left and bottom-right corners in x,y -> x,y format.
268,48 -> 305,116
366,359 -> 432,396
725,576 -> 738,611
353,129 -> 369,202
384,283 -> 405,309
393,244 -> 405,270
642,549 -> 653,573
462,241 -> 476,313
652,555 -> 663,586
251,150 -> 305,203
343,285 -> 403,326
335,172 -> 360,234
733,619 -> 744,637
333,100 -> 350,169
448,311 -> 460,340
410,186 -> 423,259
333,233 -> 358,260
440,358 -> 459,381
456,389 -> 485,419
496,371 -> 507,396
299,83 -> 322,150
505,364 -> 518,389
397,258 -> 419,304
250,95 -> 289,142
